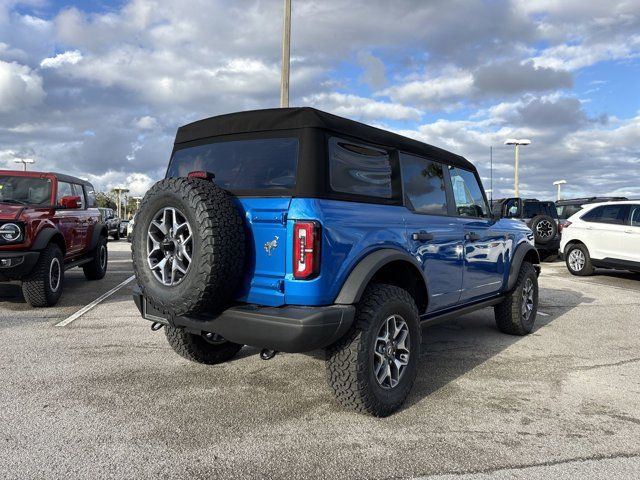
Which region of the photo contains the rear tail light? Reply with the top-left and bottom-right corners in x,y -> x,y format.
559,221 -> 571,233
293,221 -> 321,280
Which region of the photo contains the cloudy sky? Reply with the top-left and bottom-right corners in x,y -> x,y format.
1,0 -> 639,199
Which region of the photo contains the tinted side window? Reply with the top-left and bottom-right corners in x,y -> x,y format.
582,205 -> 629,225
72,184 -> 85,208
629,205 -> 640,226
84,185 -> 96,207
329,137 -> 392,199
448,166 -> 488,218
400,153 -> 447,215
56,181 -> 73,205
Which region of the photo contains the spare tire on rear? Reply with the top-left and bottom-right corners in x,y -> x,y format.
132,177 -> 245,317
528,215 -> 557,245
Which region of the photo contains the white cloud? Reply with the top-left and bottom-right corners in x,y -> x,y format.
40,49 -> 83,69
0,60 -> 45,112
86,171 -> 155,197
133,116 -> 159,130
302,92 -> 422,122
380,69 -> 474,110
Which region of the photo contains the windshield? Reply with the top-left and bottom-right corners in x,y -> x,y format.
0,175 -> 52,206
167,137 -> 299,192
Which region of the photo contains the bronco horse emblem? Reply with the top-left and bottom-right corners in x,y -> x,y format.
264,236 -> 279,256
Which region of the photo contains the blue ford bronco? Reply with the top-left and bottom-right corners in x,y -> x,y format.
132,107 -> 540,416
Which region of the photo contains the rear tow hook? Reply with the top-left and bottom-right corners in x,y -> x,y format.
150,321 -> 164,332
260,349 -> 278,360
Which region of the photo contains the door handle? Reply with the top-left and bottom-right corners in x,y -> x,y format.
412,231 -> 434,242
625,229 -> 634,234
465,232 -> 481,242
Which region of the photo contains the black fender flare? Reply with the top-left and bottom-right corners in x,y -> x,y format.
89,223 -> 108,250
32,228 -> 66,254
334,249 -> 428,305
506,242 -> 541,291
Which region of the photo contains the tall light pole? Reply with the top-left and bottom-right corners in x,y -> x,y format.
14,158 -> 35,171
280,0 -> 291,107
553,180 -> 567,201
504,138 -> 531,197
112,187 -> 129,219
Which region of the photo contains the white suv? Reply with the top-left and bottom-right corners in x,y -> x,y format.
561,201 -> 640,276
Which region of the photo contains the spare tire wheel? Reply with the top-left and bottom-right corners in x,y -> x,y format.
132,177 -> 245,317
528,215 -> 557,245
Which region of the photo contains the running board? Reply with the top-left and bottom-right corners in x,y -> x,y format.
64,257 -> 92,270
420,297 -> 502,327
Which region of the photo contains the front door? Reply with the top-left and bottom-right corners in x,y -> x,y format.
448,166 -> 506,302
400,153 -> 464,312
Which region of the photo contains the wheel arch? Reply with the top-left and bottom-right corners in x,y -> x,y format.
334,249 -> 429,313
89,223 -> 108,250
506,243 -> 540,292
32,228 -> 66,256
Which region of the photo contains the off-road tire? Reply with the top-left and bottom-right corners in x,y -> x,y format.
495,261 -> 538,335
165,326 -> 243,364
132,177 -> 245,317
326,284 -> 421,417
529,215 -> 557,245
565,243 -> 594,276
21,244 -> 64,307
83,235 -> 108,280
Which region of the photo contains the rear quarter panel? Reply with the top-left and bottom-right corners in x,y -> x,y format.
284,198 -> 407,306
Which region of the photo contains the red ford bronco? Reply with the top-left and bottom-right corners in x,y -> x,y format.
0,170 -> 108,307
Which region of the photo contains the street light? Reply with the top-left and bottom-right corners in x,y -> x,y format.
504,138 -> 531,197
553,180 -> 567,201
14,158 -> 35,171
111,187 -> 129,219
280,0 -> 292,108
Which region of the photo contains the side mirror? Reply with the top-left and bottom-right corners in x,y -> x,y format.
60,195 -> 81,209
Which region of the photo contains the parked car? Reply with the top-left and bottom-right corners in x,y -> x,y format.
126,214 -> 135,242
556,196 -> 628,220
131,107 -> 541,416
98,207 -> 121,240
561,201 -> 640,276
0,170 -> 108,306
119,219 -> 129,238
492,198 -> 560,261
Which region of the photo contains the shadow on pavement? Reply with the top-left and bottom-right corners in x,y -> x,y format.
403,286 -> 594,409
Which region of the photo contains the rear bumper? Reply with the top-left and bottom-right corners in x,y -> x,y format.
133,288 -> 355,353
0,251 -> 40,280
536,236 -> 560,251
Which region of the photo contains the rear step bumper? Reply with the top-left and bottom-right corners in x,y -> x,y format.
133,288 -> 355,353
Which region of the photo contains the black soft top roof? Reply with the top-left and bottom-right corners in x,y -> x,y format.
51,173 -> 93,187
175,107 -> 475,171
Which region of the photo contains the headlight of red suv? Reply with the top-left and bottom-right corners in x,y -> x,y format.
0,223 -> 23,243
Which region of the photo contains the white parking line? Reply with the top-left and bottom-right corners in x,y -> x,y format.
538,311 -> 550,317
55,275 -> 135,327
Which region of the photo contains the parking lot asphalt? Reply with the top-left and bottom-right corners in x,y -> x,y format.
1,244 -> 639,479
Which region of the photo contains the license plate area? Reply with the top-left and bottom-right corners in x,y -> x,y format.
142,297 -> 169,324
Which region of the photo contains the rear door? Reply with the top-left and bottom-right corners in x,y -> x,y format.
448,166 -> 507,302
54,181 -> 81,256
400,153 -> 463,312
580,204 -> 630,260
622,205 -> 640,262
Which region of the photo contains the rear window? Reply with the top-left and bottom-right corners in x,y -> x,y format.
329,137 -> 392,199
557,204 -> 582,219
167,137 -> 299,192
